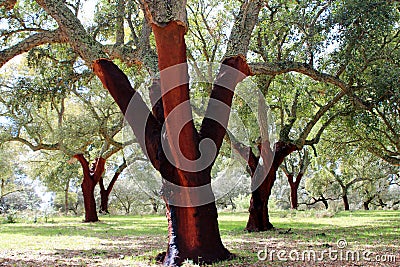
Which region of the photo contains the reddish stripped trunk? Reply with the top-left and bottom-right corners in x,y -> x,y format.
74,155 -> 106,222
287,173 -> 303,210
152,22 -> 246,266
163,183 -> 232,265
289,182 -> 299,209
246,142 -> 297,232
93,19 -> 251,266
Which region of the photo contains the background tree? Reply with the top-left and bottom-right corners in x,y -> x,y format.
281,148 -> 311,209
0,48 -> 131,222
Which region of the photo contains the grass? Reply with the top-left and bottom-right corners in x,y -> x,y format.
0,210 -> 399,266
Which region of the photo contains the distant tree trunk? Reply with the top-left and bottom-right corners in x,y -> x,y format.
363,193 -> 375,210
150,198 -> 158,213
286,172 -> 304,210
322,197 -> 329,209
0,178 -> 4,203
99,161 -> 126,214
64,181 -> 69,215
378,198 -> 387,208
282,149 -> 308,210
289,180 -> 299,209
229,197 -> 236,210
342,193 -> 350,211
74,154 -> 106,222
246,142 -> 298,232
305,195 -> 330,209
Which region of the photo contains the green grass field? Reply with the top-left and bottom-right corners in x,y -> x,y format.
0,210 -> 399,266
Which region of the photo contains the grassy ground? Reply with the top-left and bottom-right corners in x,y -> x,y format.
0,210 -> 399,266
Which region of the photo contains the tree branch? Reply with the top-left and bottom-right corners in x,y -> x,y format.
92,59 -> 163,171
36,0 -> 107,64
225,0 -> 263,58
0,29 -> 65,68
225,129 -> 258,175
249,61 -> 350,91
297,90 -> 346,146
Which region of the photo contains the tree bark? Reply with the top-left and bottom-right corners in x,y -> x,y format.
289,180 -> 300,210
74,154 -> 106,222
342,193 -> 350,211
163,183 -> 232,266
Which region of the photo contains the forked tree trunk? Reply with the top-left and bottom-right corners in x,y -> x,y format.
92,43 -> 250,267
99,161 -> 126,214
287,172 -> 304,210
74,155 -> 106,222
246,142 -> 297,232
92,55 -> 249,266
92,0 -> 255,258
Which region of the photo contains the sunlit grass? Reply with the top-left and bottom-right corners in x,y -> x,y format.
0,210 -> 399,266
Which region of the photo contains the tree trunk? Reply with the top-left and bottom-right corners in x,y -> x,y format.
246,170 -> 275,231
74,155 -> 106,222
246,142 -> 298,232
99,187 -> 109,214
342,194 -> 350,211
161,177 -> 232,266
92,17 -> 252,264
363,194 -> 375,210
81,177 -> 98,222
64,181 -> 69,215
322,197 -> 329,209
286,172 -> 303,210
289,181 -> 299,209
163,203 -> 232,265
151,198 -> 158,213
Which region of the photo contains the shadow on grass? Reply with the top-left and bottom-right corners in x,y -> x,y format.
0,216 -> 168,238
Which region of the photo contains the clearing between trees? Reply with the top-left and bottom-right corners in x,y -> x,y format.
0,210 -> 399,267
